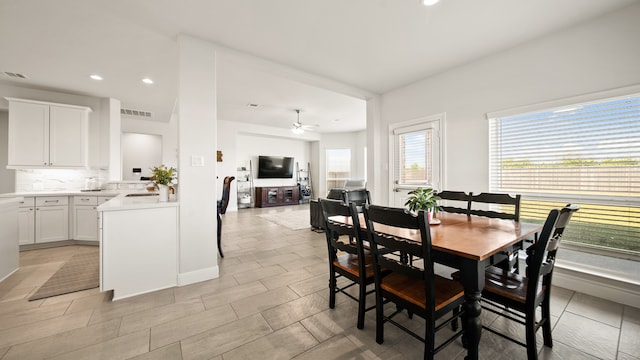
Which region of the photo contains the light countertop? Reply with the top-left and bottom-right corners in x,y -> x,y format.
97,195 -> 178,211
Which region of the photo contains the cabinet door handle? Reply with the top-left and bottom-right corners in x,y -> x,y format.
44,200 -> 59,203
80,198 -> 91,201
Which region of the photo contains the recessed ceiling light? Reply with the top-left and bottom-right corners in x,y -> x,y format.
422,0 -> 439,5
142,78 -> 154,84
90,74 -> 103,81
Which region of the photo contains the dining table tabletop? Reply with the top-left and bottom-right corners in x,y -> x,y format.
329,211 -> 543,360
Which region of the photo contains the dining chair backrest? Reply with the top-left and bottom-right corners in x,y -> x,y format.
326,188 -> 345,201
342,189 -> 371,211
320,198 -> 366,262
525,204 -> 579,304
436,190 -> 471,215
363,205 -> 435,306
469,192 -> 521,221
217,176 -> 235,215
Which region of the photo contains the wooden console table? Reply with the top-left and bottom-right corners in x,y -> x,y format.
255,186 -> 300,208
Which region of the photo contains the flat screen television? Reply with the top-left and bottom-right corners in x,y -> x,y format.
258,156 -> 294,178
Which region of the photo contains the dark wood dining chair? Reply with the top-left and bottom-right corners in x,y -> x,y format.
342,188 -> 371,212
481,204 -> 579,360
469,192 -> 522,272
363,205 -> 465,360
216,176 -> 235,257
436,190 -> 471,215
320,198 -> 378,329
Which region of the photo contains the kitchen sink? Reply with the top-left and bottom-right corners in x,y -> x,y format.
125,193 -> 158,197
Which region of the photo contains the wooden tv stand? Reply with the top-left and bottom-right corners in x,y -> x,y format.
255,186 -> 300,208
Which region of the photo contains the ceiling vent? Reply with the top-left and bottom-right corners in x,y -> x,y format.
120,108 -> 153,119
3,71 -> 29,79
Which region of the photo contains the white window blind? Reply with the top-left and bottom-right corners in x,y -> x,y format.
489,94 -> 640,255
395,127 -> 432,186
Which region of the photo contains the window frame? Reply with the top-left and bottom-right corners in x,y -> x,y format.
487,85 -> 640,261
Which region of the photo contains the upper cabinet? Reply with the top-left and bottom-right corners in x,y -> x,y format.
6,98 -> 92,168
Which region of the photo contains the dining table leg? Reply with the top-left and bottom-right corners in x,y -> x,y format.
460,259 -> 485,360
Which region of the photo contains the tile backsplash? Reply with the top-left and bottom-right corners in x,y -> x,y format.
15,168 -> 109,192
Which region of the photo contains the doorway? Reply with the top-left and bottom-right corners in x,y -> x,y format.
389,114 -> 443,207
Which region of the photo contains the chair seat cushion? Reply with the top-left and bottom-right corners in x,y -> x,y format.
483,266 -> 543,304
380,272 -> 464,311
333,253 -> 376,279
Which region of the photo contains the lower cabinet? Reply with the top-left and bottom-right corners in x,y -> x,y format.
34,196 -> 69,243
18,197 -> 35,245
71,195 -> 114,241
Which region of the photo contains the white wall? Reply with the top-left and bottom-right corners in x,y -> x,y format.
376,3 -> 640,204
121,133 -> 162,180
318,130 -> 367,198
0,111 -> 14,193
176,35 -> 219,284
121,116 -> 178,170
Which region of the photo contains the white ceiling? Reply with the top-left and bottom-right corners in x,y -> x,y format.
1,0 -> 637,133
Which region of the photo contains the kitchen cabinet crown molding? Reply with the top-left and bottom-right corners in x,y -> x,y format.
4,97 -> 93,112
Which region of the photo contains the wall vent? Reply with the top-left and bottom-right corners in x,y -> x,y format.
3,71 -> 29,79
121,108 -> 153,119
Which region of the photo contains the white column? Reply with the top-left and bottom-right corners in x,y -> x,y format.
366,95 -> 383,204
177,35 -> 219,284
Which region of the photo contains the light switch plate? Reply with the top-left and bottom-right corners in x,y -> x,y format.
191,155 -> 205,167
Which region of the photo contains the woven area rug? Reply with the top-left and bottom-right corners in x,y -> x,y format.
29,252 -> 99,301
257,209 -> 310,230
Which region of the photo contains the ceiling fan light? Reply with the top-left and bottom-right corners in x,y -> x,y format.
422,0 -> 439,5
292,127 -> 304,134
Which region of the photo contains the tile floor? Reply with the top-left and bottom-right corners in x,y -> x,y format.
0,205 -> 638,359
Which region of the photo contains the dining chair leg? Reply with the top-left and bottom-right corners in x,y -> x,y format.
375,290 -> 384,344
329,271 -> 337,309
217,212 -> 224,258
542,300 -> 553,347
451,307 -> 460,331
357,282 -> 366,329
526,310 -> 538,360
425,320 -> 435,360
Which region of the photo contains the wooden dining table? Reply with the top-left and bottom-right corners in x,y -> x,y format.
330,211 -> 542,360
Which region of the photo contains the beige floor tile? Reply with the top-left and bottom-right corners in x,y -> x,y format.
300,301 -> 360,343
0,300 -> 70,331
0,285 -> 37,302
617,352 -> 640,360
129,342 -> 183,360
48,329 -> 150,360
219,260 -> 263,276
260,268 -> 316,290
230,286 -> 300,318
119,297 -> 206,335
41,287 -> 102,306
538,340 -> 601,359
0,297 -> 44,316
0,309 -> 92,349
0,347 -> 8,358
288,274 -> 330,297
624,305 -> 640,324
262,293 -> 328,330
180,313 -> 273,360
201,281 -> 269,309
173,274 -> 239,302
553,311 -> 619,360
2,318 -> 121,360
293,335 -> 364,360
65,289 -> 113,314
222,322 -> 318,360
549,286 -> 574,317
565,292 -> 623,328
279,255 -> 326,272
88,287 -> 175,325
233,264 -> 287,284
150,303 -> 238,350
619,319 -> 640,356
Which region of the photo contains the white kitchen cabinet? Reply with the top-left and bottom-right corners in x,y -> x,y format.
6,98 -> 91,168
35,196 -> 69,243
18,197 -> 35,245
72,195 -> 114,241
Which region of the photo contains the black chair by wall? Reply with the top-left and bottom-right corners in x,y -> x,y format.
342,189 -> 371,212
216,176 -> 235,257
481,204 -> 579,360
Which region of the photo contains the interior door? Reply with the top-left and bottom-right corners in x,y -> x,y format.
390,116 -> 442,207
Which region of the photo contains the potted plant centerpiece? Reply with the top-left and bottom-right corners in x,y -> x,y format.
404,187 -> 441,224
151,164 -> 176,202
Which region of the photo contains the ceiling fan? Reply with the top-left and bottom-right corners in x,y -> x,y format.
291,109 -> 317,134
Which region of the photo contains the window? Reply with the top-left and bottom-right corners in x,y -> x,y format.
326,149 -> 351,189
489,95 -> 640,257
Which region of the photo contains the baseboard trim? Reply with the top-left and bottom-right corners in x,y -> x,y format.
0,267 -> 19,283
554,265 -> 640,308
178,266 -> 219,286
